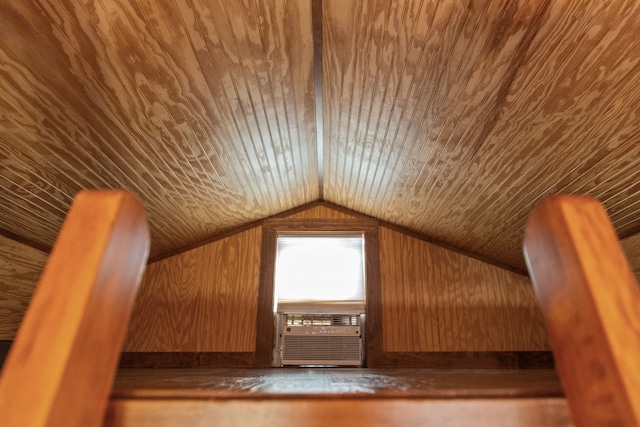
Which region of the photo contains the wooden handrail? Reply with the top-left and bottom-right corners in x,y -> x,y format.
523,195 -> 640,427
0,190 -> 150,427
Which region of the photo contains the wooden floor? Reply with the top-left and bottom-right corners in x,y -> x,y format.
112,368 -> 564,399
106,368 -> 572,426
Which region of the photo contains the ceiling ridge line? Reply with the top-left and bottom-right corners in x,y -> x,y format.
312,0 -> 324,200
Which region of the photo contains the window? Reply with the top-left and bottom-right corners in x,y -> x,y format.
274,234 -> 365,304
256,218 -> 381,367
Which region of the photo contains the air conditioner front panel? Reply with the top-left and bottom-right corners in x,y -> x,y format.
282,335 -> 361,366
277,313 -> 363,366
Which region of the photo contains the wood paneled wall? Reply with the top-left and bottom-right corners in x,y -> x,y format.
379,226 -> 549,352
120,203 -> 549,366
285,204 -> 357,220
123,226 -> 261,352
621,233 -> 640,283
0,235 -> 47,339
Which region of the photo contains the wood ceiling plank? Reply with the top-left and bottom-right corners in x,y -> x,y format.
0,0 -> 316,259
0,1 -> 210,230
323,0 -> 640,271
313,0 -> 325,199
325,0 -> 451,210
1,0 -> 640,272
451,1 -> 640,265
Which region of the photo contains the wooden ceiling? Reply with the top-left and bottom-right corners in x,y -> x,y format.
2,0 -> 640,274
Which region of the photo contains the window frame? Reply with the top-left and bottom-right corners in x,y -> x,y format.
257,218 -> 381,367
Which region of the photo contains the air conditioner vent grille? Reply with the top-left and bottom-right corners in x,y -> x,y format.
284,313 -> 360,326
282,335 -> 361,362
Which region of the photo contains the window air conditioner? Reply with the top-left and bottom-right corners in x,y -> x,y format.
277,313 -> 363,366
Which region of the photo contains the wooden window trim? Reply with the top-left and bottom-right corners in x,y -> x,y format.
258,218 -> 381,367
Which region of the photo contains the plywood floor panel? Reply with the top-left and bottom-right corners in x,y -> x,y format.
108,368 -> 570,427
112,368 -> 563,399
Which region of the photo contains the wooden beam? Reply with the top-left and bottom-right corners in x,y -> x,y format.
0,226 -> 51,254
523,195 -> 640,427
312,0 -> 324,199
105,397 -> 571,427
0,190 -> 150,427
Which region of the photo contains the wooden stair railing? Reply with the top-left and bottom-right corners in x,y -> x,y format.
0,190 -> 150,427
523,195 -> 640,427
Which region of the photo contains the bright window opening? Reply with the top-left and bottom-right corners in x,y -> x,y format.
274,234 -> 365,305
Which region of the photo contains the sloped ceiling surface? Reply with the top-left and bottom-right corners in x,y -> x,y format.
0,0 -> 318,257
1,0 -> 640,273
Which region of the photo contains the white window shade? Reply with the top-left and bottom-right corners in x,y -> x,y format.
275,235 -> 365,303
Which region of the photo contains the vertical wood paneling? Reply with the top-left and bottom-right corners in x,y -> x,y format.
285,205 -> 357,219
0,235 -> 47,339
379,226 -> 549,352
123,203 -> 364,356
124,226 -> 261,352
621,232 -> 640,282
